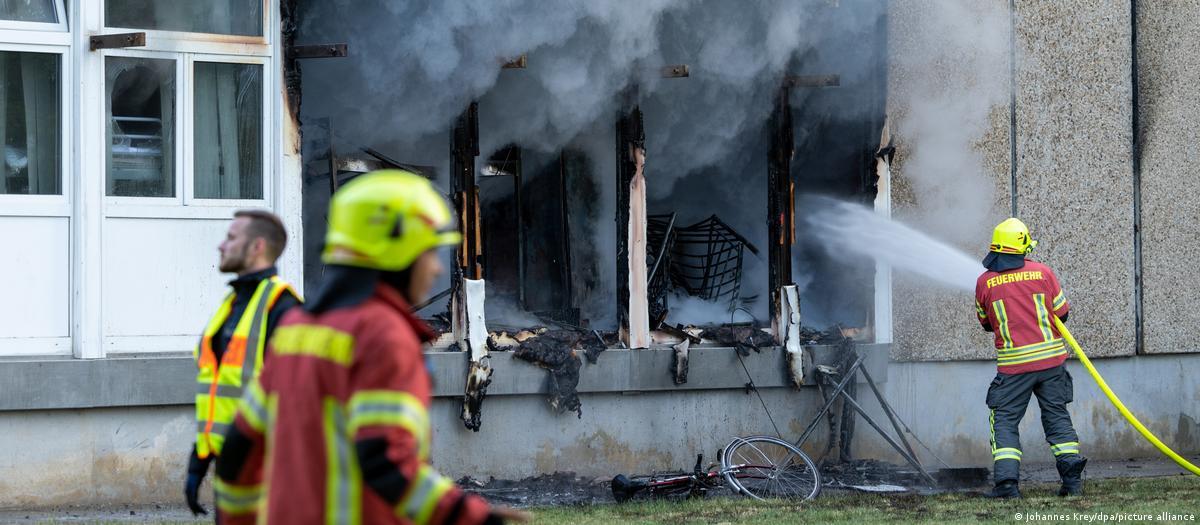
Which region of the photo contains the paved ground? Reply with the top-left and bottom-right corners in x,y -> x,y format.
1,456 -> 1195,524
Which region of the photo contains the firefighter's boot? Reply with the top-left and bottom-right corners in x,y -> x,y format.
1056,455 -> 1087,497
983,480 -> 1021,499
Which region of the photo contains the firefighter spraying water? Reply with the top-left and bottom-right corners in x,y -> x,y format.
808,201 -> 1200,492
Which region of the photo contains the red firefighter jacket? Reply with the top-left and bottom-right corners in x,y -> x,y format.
214,283 -> 491,525
975,259 -> 1072,374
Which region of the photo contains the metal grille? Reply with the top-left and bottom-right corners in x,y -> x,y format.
669,215 -> 758,303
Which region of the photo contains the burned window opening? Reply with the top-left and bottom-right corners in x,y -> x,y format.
646,213 -> 677,329
480,145 -> 579,330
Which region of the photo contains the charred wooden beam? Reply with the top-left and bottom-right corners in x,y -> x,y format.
767,86 -> 795,343
615,87 -> 650,349
451,102 -> 482,280
89,32 -> 145,51
291,43 -> 348,59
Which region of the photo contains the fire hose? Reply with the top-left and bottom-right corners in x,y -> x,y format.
1053,316 -> 1200,476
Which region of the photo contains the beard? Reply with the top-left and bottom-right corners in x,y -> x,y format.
219,243 -> 251,273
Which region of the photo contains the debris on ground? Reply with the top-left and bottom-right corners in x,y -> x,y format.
459,472 -> 611,507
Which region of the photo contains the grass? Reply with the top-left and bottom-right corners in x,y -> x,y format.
528,475 -> 1200,524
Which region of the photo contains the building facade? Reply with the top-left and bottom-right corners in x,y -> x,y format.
1,0 -> 1197,509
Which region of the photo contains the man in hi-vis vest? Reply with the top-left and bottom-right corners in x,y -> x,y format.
186,209 -> 301,517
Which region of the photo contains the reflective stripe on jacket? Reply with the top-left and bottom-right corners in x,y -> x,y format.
216,283 -> 492,525
975,259 -> 1072,374
194,275 -> 295,458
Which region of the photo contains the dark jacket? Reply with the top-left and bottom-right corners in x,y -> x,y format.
210,266 -> 301,363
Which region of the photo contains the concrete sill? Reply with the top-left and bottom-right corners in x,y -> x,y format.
0,344 -> 889,411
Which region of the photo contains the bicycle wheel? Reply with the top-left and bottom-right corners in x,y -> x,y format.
721,435 -> 821,501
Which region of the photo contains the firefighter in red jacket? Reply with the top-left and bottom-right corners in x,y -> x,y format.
976,218 -> 1087,499
214,170 -> 527,524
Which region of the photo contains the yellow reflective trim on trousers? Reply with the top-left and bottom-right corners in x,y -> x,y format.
272,325 -> 355,367
1051,441 -> 1080,456
1034,293 -> 1054,341
999,347 -> 1068,366
239,380 -> 269,433
399,465 -> 454,525
323,397 -> 362,525
213,478 -> 261,515
993,447 -> 1022,461
989,409 -> 997,454
993,300 -> 1014,348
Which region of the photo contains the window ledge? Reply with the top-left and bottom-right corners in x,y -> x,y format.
0,344 -> 891,411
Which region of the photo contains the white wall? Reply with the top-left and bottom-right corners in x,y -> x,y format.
0,216 -> 71,355
102,217 -> 233,353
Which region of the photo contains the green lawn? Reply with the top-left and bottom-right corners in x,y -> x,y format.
529,475 -> 1200,524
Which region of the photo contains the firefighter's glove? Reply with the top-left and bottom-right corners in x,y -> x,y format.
184,450 -> 210,516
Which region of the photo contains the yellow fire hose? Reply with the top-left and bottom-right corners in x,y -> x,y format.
1053,317 -> 1200,476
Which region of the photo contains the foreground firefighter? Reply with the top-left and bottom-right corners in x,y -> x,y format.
214,170 -> 527,524
187,210 -> 301,517
975,218 -> 1087,498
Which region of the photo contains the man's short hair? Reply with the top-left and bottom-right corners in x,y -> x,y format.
235,209 -> 287,261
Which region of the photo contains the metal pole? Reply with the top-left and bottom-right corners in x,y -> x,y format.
795,354 -> 865,448
840,394 -> 939,486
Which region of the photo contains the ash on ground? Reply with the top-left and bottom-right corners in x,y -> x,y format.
459,472 -> 611,507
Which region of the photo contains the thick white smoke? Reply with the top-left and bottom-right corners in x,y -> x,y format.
888,0 -> 1010,242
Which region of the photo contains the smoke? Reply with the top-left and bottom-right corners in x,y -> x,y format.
296,1 -> 1007,331
887,0 -> 1010,241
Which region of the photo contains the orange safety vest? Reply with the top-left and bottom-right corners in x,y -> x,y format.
194,275 -> 294,459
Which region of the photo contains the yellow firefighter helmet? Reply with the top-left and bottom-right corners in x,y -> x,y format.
989,218 -> 1038,255
322,170 -> 461,271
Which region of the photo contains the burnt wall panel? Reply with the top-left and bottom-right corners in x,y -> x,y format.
1137,2 -> 1200,355
1013,0 -> 1135,357
888,0 -> 1013,361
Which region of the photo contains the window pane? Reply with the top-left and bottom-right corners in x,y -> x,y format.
105,0 -> 261,36
0,0 -> 57,23
194,62 -> 262,200
1,51 -> 60,195
106,56 -> 175,198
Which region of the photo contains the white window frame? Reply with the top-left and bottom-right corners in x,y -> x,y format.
0,42 -> 72,219
0,0 -> 67,33
183,54 -> 272,209
100,48 -> 185,210
0,1 -> 72,356
102,0 -> 270,53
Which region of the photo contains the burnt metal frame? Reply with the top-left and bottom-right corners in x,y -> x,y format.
670,216 -> 759,304
795,352 -> 937,486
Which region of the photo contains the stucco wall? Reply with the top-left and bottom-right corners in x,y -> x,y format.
1137,1 -> 1200,355
1013,0 -> 1135,358
890,0 -> 1142,360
